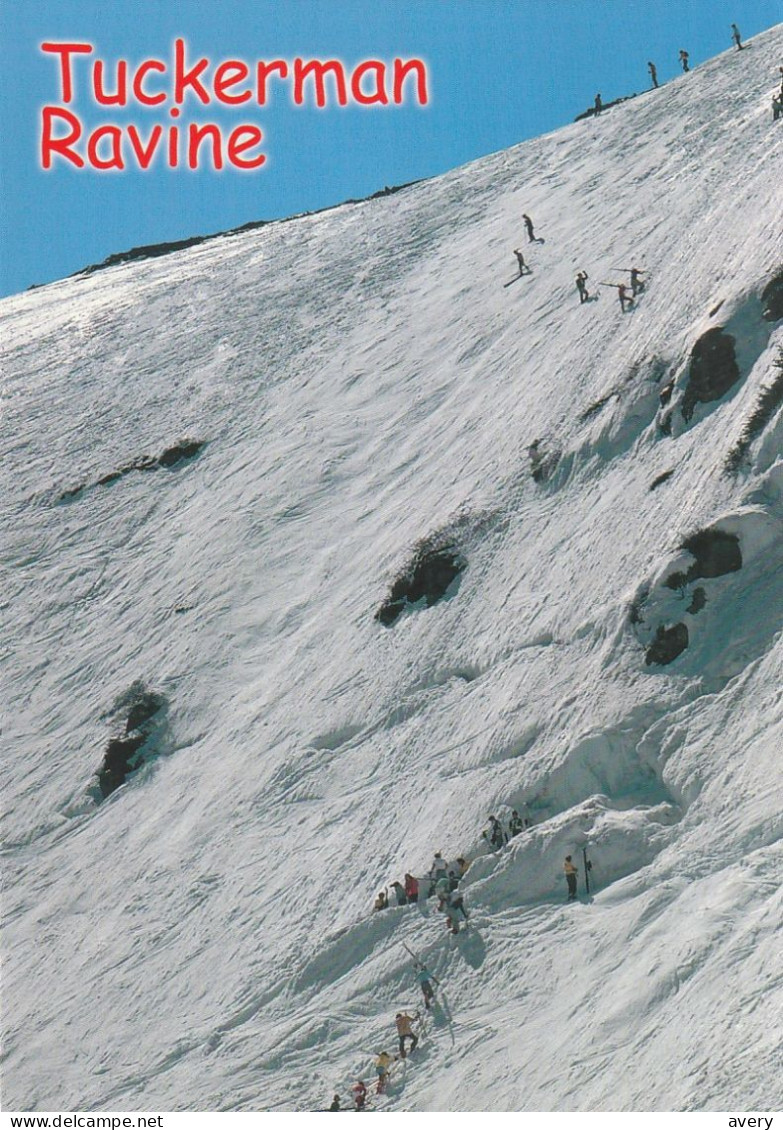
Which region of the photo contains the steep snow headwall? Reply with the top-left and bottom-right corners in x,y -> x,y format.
2,25 -> 782,1114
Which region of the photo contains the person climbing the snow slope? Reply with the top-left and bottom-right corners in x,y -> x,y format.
389,880 -> 407,906
456,856 -> 470,876
373,889 -> 388,912
576,271 -> 590,303
617,283 -> 633,311
484,815 -> 505,850
448,868 -> 460,891
395,1012 -> 419,1057
648,61 -> 658,88
434,872 -> 451,903
447,887 -> 469,921
445,913 -> 461,935
630,267 -> 645,296
375,1051 -> 395,1094
352,1080 -> 368,1110
773,93 -> 782,122
564,855 -> 578,901
414,961 -> 440,1010
513,248 -> 530,276
603,282 -> 633,311
429,852 -> 448,895
679,50 -> 690,73
404,872 -> 419,903
731,23 -> 743,50
328,1094 -> 341,1111
522,213 -> 536,242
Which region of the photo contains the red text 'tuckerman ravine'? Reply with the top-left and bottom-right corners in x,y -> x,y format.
39,39 -> 430,171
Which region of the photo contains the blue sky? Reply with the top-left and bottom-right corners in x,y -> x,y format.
1,1 -> 780,297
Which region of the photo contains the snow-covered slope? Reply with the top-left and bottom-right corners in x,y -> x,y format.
2,27 -> 782,1113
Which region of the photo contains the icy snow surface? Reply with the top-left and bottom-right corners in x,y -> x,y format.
2,27 -> 782,1113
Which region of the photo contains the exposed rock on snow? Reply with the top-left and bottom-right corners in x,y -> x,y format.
681,327 -> 740,422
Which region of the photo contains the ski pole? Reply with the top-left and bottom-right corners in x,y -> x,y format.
582,845 -> 593,895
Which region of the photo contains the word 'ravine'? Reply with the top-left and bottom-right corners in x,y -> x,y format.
39,40 -> 430,172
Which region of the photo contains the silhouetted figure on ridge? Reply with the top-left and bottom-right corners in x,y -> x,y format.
731,24 -> 743,50
648,61 -> 659,88
679,49 -> 690,73
594,92 -> 603,115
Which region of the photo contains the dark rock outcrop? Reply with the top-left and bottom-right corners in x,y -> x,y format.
761,269 -> 783,322
528,439 -> 560,484
96,686 -> 166,799
681,528 -> 742,579
681,328 -> 740,423
645,622 -> 689,666
649,469 -> 675,492
377,545 -> 466,627
60,439 -> 205,502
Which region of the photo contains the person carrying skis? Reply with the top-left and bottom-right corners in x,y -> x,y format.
629,267 -> 645,296
576,271 -> 590,303
679,50 -> 690,73
648,61 -> 658,88
731,23 -> 743,50
513,248 -> 530,276
522,213 -> 536,242
375,1051 -> 395,1094
414,961 -> 440,1010
404,872 -> 419,903
564,855 -> 578,901
395,1012 -> 419,1057
373,889 -> 388,912
603,282 -> 633,311
352,1080 -> 368,1110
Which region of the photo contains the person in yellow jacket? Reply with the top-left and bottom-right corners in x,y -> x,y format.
564,855 -> 578,902
395,1012 -> 419,1058
375,1051 -> 395,1094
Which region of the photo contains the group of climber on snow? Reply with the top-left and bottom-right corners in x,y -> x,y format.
326,960 -> 439,1110
374,851 -> 470,936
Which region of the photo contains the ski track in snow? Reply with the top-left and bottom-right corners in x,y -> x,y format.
2,27 -> 783,1112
